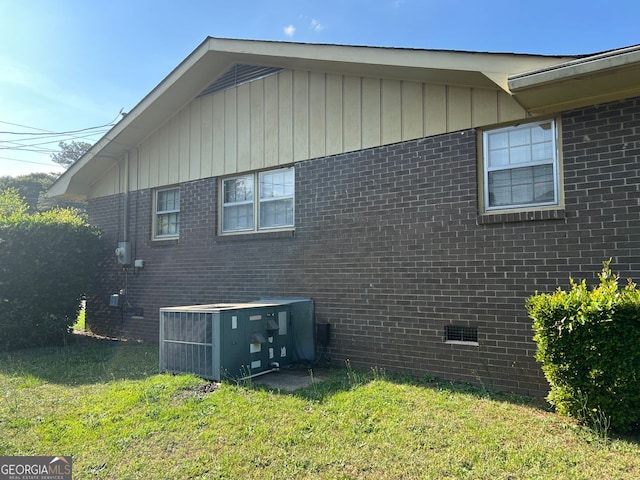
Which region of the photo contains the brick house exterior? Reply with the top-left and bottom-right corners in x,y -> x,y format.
51,39 -> 640,396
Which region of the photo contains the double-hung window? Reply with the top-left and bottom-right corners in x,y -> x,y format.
221,167 -> 294,234
483,119 -> 559,211
153,187 -> 180,239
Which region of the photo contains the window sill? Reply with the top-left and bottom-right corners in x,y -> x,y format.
151,237 -> 179,246
215,229 -> 295,242
478,208 -> 565,225
445,340 -> 479,346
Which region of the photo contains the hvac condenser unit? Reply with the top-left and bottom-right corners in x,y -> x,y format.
159,298 -> 315,380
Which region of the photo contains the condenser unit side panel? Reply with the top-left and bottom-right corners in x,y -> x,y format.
211,312 -> 222,380
219,310 -> 246,379
291,300 -> 316,362
159,309 -> 216,380
243,307 -> 273,376
269,307 -> 293,368
258,298 -> 316,362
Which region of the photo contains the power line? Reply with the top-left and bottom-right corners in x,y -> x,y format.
0,109 -> 123,136
0,129 -> 111,152
0,122 -> 115,137
0,120 -> 55,133
0,112 -> 123,174
0,156 -> 60,167
0,126 -> 109,145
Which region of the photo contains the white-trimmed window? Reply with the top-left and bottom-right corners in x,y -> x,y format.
483,119 -> 559,211
221,167 -> 294,234
153,187 -> 180,239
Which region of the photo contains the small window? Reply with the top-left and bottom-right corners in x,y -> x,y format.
445,326 -> 478,344
259,169 -> 294,229
153,187 -> 180,239
221,167 -> 294,234
222,175 -> 254,232
483,119 -> 559,211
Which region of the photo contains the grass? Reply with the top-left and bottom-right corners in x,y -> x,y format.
73,305 -> 86,332
1,337 -> 639,479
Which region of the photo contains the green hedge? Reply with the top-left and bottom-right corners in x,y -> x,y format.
526,262 -> 640,432
0,191 -> 102,350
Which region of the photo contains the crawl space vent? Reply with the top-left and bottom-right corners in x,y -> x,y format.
445,325 -> 478,343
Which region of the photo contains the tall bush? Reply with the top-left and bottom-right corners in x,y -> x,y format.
0,190 -> 102,350
526,261 -> 640,432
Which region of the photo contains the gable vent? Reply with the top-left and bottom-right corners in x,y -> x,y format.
197,64 -> 283,98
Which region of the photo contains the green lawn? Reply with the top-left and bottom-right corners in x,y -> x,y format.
1,337 -> 639,479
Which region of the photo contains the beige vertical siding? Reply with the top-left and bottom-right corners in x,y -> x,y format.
211,94 -> 225,177
93,68 -> 527,195
128,148 -> 138,192
424,84 -> 447,136
293,70 -> 310,162
308,72 -> 326,158
147,131 -> 158,188
157,123 -> 170,186
200,95 -> 214,177
325,74 -> 343,156
250,81 -> 264,171
278,70 -> 293,165
189,100 -> 202,181
447,86 -> 472,132
361,78 -> 381,149
343,76 -> 362,152
223,89 -> 237,174
168,115 -> 180,181
263,74 -> 279,167
236,83 -> 251,173
138,140 -> 151,190
92,162 -> 120,198
471,88 -> 499,127
381,79 -> 402,144
402,81 -> 423,141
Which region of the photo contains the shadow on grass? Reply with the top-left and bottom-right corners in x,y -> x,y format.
281,363 -> 541,407
247,360 -> 541,407
251,362 -> 640,445
0,333 -> 159,386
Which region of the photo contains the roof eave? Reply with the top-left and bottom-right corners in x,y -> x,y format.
508,45 -> 640,115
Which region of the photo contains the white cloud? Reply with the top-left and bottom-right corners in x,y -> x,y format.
283,24 -> 296,37
310,19 -> 324,32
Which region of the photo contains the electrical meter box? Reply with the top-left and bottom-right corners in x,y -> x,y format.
159,298 -> 315,380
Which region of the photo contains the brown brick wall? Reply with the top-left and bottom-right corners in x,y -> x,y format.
86,96 -> 640,396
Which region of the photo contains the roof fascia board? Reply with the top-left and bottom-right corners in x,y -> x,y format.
508,45 -> 640,91
208,37 -> 573,75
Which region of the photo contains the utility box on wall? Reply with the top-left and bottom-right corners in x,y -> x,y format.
159,298 -> 315,380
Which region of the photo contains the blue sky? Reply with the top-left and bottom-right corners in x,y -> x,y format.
1,0 -> 639,177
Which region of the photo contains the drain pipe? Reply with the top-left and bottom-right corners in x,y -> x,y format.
239,363 -> 280,381
123,151 -> 130,243
115,152 -> 131,266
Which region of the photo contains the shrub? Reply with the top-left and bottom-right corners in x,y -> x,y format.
0,187 -> 28,218
526,261 -> 640,433
0,191 -> 102,350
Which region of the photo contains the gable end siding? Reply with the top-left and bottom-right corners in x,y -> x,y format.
91,69 -> 526,198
